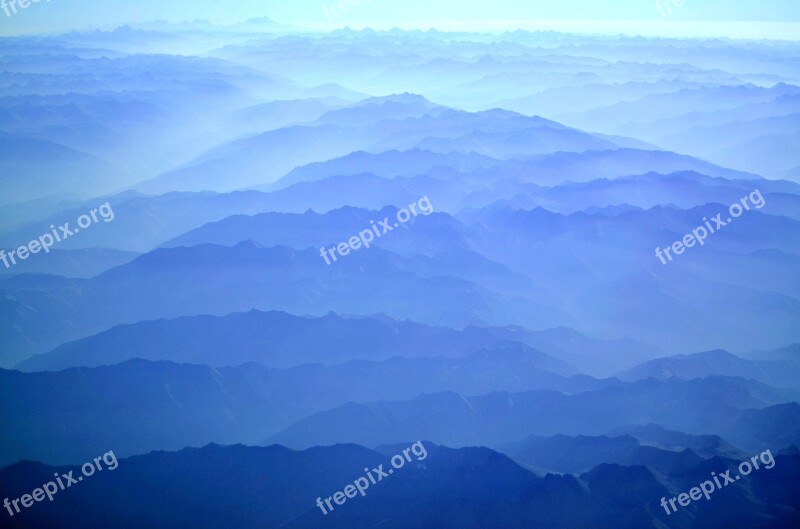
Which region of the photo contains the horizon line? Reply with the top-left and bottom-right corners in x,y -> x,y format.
3,19 -> 800,41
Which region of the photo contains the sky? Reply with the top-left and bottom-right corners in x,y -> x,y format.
1,0 -> 799,37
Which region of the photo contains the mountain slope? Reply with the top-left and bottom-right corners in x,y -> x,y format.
267,378 -> 797,450
619,349 -> 800,388
1,443 -> 797,529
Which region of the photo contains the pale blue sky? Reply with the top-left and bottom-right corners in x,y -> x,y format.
1,0 -> 799,35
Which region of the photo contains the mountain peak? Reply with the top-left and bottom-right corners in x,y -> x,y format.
356,93 -> 441,108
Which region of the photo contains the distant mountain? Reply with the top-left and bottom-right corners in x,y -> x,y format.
722,403 -> 800,452
267,377 -> 797,451
0,354 -> 608,466
608,423 -> 744,458
619,349 -> 800,388
0,242 -> 565,361
160,207 -> 544,299
504,171 -> 800,215
0,195 -> 90,236
160,206 -> 474,258
134,96 -> 634,193
0,247 -> 138,278
406,123 -> 617,158
16,309 -> 662,377
499,433 -> 705,474
259,152 -> 779,217
232,97 -> 350,135
496,326 -> 664,377
267,148 -> 502,190
658,114 -> 800,179
8,167 -> 797,260
0,189 -> 301,253
131,16 -> 290,33
0,57 -> 301,184
16,310 -> 574,373
470,148 -> 759,187
497,79 -> 707,117
128,17 -> 288,32
232,16 -> 290,31
7,152 -> 781,253
560,83 -> 800,179
2,174 -> 470,252
135,122 -> 370,193
459,203 -> 800,352
714,131 -> 800,179
314,93 -> 450,126
5,194 -> 800,361
133,94 -> 452,193
571,83 -> 800,134
0,135 -> 127,205
743,343 -> 800,362
620,93 -> 800,141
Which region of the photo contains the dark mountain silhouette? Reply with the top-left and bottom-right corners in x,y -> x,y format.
1,443 -> 797,529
